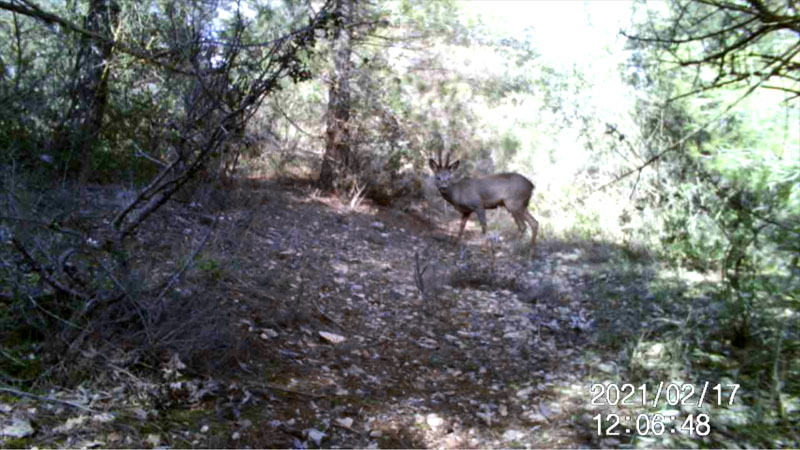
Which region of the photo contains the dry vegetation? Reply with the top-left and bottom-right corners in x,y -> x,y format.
1,0 -> 798,448
3,177 -> 792,448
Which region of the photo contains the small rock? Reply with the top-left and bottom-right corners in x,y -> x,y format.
345,364 -> 365,376
600,438 -> 621,447
92,413 -> 115,423
280,349 -> 302,358
146,433 -> 161,447
132,408 -> 148,420
476,410 -> 493,426
426,413 -> 444,430
502,429 -> 525,441
200,425 -> 209,433
539,401 -> 554,419
231,431 -> 240,440
331,261 -> 348,274
335,417 -> 354,428
516,387 -> 534,398
262,328 -> 279,338
369,430 -> 382,438
371,221 -> 384,230
307,428 -> 326,446
1,418 -> 34,438
597,362 -> 616,373
53,415 -> 88,433
443,334 -> 462,345
521,410 -> 547,424
417,337 -> 438,349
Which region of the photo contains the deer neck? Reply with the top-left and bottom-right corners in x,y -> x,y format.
438,179 -> 467,209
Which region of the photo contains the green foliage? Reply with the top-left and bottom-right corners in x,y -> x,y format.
195,257 -> 223,283
619,5 -> 800,412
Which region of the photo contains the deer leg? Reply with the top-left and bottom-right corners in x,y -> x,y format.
456,213 -> 470,243
475,207 -> 488,234
509,210 -> 526,234
520,209 -> 539,257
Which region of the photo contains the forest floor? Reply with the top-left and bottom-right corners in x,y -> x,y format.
2,178 -> 782,449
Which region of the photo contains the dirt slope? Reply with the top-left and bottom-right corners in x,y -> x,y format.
4,179 -> 740,449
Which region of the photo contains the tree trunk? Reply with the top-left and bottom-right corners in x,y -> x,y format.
67,0 -> 120,184
318,0 -> 353,191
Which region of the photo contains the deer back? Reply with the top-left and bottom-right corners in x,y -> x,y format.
448,173 -> 533,212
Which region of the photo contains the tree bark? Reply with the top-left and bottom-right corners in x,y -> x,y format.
318,0 -> 353,191
67,0 -> 120,184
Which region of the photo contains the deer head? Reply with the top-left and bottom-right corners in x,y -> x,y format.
428,150 -> 460,194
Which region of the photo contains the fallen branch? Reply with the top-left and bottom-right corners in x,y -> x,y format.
10,238 -> 88,300
0,386 -> 99,413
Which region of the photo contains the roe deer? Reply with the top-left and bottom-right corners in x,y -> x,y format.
428,151 -> 539,258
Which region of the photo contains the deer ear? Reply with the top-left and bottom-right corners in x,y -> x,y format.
448,160 -> 460,170
428,158 -> 439,171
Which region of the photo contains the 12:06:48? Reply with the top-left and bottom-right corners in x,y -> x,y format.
594,413 -> 711,437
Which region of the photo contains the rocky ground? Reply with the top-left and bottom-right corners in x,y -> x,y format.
1,179 -> 760,448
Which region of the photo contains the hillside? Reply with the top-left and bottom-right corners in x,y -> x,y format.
3,179 -> 774,449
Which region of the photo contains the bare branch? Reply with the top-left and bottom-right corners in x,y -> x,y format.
10,237 -> 89,300
0,0 -> 193,75
0,386 -> 100,413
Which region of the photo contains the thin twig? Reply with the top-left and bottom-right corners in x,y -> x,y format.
156,215 -> 218,304
247,383 -> 325,399
26,294 -> 83,330
0,386 -> 100,413
595,42 -> 800,193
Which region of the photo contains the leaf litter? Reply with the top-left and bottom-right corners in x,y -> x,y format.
0,181 -> 741,448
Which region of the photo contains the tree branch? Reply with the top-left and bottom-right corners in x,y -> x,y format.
595,41 -> 800,192
10,237 -> 89,300
0,0 -> 193,75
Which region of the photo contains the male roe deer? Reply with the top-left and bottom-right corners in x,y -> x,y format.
429,151 -> 539,258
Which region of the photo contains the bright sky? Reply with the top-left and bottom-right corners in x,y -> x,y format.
462,1 -> 634,68
219,1 -> 636,69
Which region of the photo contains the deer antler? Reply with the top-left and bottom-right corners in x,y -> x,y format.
430,134 -> 455,169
